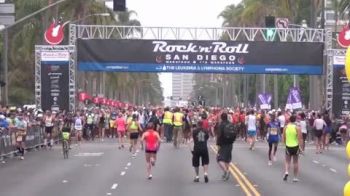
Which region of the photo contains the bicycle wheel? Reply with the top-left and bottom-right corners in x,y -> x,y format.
63,140 -> 68,159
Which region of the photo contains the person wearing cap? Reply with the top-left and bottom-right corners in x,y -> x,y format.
0,114 -> 9,130
15,114 -> 27,160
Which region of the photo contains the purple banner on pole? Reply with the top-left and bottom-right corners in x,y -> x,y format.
258,93 -> 272,109
285,87 -> 302,110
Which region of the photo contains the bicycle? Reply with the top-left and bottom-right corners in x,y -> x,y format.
62,132 -> 70,159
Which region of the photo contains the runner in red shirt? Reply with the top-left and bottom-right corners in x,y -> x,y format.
141,122 -> 161,180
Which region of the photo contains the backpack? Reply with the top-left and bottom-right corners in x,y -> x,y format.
223,122 -> 237,143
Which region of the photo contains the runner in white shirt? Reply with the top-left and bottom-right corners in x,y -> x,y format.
299,112 -> 308,152
278,112 -> 286,134
74,114 -> 83,145
246,110 -> 257,150
313,114 -> 326,154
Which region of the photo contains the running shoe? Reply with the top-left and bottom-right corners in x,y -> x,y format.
20,156 -> 24,160
194,176 -> 199,182
224,172 -> 230,181
283,173 -> 289,181
204,175 -> 209,183
292,178 -> 299,182
268,161 -> 272,166
148,175 -> 153,180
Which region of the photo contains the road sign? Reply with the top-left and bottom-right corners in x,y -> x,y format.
275,18 -> 289,28
0,4 -> 14,14
0,15 -> 14,26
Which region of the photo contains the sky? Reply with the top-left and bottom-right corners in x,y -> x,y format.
106,0 -> 242,97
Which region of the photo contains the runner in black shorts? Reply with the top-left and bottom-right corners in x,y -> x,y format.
192,121 -> 210,183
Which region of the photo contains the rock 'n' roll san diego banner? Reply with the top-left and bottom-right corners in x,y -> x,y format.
77,39 -> 323,75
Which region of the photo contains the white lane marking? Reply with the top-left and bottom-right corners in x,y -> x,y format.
125,167 -> 128,170
62,180 -> 68,183
74,152 -> 104,157
330,168 -> 337,173
312,160 -> 320,164
111,183 -> 118,190
127,162 -> 131,166
322,164 -> 327,167
106,193 -> 112,196
120,171 -> 126,176
84,164 -> 92,167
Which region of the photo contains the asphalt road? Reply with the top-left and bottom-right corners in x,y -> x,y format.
0,139 -> 347,196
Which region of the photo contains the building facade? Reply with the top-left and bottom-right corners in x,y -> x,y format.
172,73 -> 194,101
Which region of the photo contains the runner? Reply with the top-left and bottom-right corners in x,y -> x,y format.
313,114 -> 326,154
162,107 -> 173,142
216,112 -> 235,181
43,110 -> 55,148
116,112 -> 127,149
267,113 -> 279,166
246,110 -> 257,150
74,113 -> 84,145
126,114 -> 142,157
141,122 -> 161,180
15,114 -> 27,160
283,115 -> 303,182
299,112 -> 308,152
173,107 -> 184,148
323,111 -> 332,151
192,121 -> 210,183
278,111 -> 286,135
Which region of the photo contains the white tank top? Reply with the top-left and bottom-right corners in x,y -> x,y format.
75,117 -> 83,130
45,117 -> 53,127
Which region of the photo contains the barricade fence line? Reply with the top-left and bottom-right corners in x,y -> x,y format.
0,125 -> 61,159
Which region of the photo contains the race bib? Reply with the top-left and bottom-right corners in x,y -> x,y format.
270,127 -> 278,135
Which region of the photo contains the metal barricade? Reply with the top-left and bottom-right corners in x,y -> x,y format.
0,125 -> 46,158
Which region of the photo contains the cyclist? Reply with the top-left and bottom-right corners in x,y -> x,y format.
127,114 -> 142,157
61,118 -> 71,156
43,110 -> 55,149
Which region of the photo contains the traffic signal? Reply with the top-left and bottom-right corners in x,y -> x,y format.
113,0 -> 126,11
265,16 -> 275,41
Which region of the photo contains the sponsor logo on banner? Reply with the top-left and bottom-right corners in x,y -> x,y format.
77,39 -> 324,74
152,41 -> 248,65
337,25 -> 350,48
44,18 -> 69,45
41,51 -> 69,62
333,55 -> 345,65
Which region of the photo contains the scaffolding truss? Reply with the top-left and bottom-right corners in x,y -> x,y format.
35,45 -> 76,111
69,25 -> 331,111
70,24 -> 324,42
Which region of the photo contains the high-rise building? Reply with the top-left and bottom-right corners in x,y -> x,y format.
172,73 -> 194,100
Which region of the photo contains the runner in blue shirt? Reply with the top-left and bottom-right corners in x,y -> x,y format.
267,113 -> 280,166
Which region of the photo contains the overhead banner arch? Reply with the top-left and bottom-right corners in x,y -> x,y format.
77,39 -> 323,75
